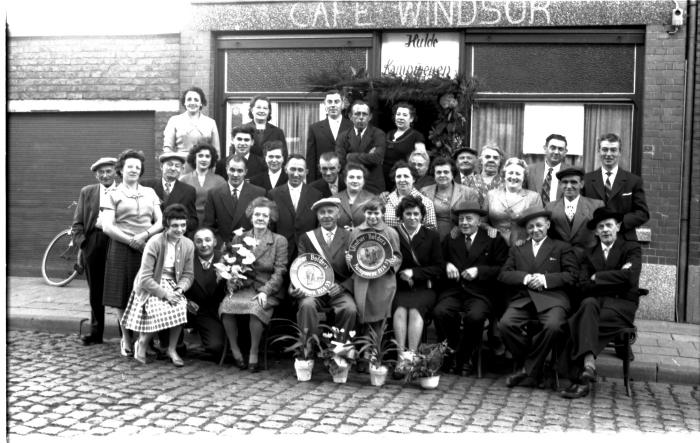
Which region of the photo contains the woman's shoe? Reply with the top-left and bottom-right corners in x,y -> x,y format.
120,338 -> 133,357
168,351 -> 184,367
232,357 -> 248,370
133,341 -> 148,365
249,362 -> 260,373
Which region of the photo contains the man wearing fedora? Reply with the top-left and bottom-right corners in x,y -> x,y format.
498,206 -> 578,388
141,151 -> 198,238
290,197 -> 357,335
433,200 -> 509,375
545,167 -> 604,259
560,207 -> 642,399
72,157 -> 118,345
452,146 -> 479,185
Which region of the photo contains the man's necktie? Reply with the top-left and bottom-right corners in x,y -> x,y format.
325,231 -> 333,245
164,182 -> 171,199
465,236 -> 472,253
232,187 -> 238,205
201,260 -> 210,270
541,167 -> 553,204
605,172 -> 613,202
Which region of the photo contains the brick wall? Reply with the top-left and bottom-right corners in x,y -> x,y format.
641,24 -> 686,266
690,13 -> 700,267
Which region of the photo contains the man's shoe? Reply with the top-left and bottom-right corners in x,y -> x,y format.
459,361 -> 475,377
581,365 -> 597,383
80,335 -> 103,346
560,382 -> 590,399
505,368 -> 528,388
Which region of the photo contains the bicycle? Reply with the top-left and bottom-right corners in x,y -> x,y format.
41,202 -> 84,287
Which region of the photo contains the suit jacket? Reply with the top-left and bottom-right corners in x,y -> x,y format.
545,196 -> 604,254
298,227 -> 354,293
336,189 -> 375,230
581,168 -> 649,241
243,122 -> 287,158
336,125 -> 387,194
213,153 -> 267,181
396,225 -> 444,291
140,178 -> 198,237
306,117 -> 353,182
526,161 -> 568,201
248,170 -> 288,192
186,250 -> 226,316
498,237 -> 578,313
578,239 -> 642,305
268,184 -> 323,261
71,183 -> 102,250
232,229 -> 288,307
309,177 -> 346,198
203,182 -> 266,244
440,227 -> 509,308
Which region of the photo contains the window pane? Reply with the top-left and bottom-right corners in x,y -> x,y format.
471,102 -> 524,159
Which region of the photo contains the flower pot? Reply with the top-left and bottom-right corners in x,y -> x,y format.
418,375 -> 440,389
369,365 -> 388,386
330,363 -> 350,383
294,358 -> 314,381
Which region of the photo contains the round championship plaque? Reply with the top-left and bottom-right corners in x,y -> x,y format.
290,253 -> 334,297
347,232 -> 393,279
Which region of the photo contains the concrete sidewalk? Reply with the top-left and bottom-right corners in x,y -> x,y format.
6,276 -> 700,386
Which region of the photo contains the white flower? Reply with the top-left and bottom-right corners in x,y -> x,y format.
213,263 -> 232,280
243,236 -> 258,248
349,331 -> 356,338
223,254 -> 236,265
233,227 -> 244,237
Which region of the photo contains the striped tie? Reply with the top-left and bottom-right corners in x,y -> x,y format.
541,167 -> 553,204
604,172 -> 613,202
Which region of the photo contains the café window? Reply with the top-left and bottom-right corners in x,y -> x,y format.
217,34 -> 375,156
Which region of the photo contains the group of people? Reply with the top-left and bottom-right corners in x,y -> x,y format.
71,86 -> 649,398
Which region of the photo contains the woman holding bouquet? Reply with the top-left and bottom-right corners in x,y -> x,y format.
217,197 -> 288,372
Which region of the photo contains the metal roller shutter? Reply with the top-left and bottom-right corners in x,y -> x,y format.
7,111 -> 156,276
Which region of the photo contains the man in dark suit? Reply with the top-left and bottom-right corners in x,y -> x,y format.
248,140 -> 288,191
141,152 -> 198,238
452,146 -> 479,185
185,227 -> 227,359
215,125 -> 267,179
335,100 -> 386,194
306,89 -> 353,182
498,206 -> 578,388
433,200 -> 509,375
268,154 -> 323,262
204,154 -> 266,244
309,151 -> 346,198
545,167 -> 604,259
560,208 -> 642,399
526,134 -> 569,205
71,156 -> 118,345
581,133 -> 649,241
290,197 -> 357,334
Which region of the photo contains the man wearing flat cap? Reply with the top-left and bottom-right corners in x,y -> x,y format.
141,151 -> 198,238
452,146 -> 479,185
433,200 -> 509,375
560,207 -> 642,399
290,197 -> 357,335
545,167 -> 604,259
498,206 -> 578,388
71,157 -> 118,345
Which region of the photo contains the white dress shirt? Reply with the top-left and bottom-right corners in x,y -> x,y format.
229,183 -> 243,198
602,165 -> 619,188
288,183 -> 302,209
601,241 -> 615,260
564,195 -> 580,221
543,162 -> 563,202
322,227 -> 337,245
328,116 -> 342,140
532,237 -> 546,257
268,169 -> 282,188
96,183 -> 115,230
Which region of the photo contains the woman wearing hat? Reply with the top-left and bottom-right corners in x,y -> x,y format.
102,149 -> 163,357
164,87 -> 220,157
179,142 -> 227,226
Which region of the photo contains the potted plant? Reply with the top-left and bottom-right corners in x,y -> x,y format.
318,326 -> 357,383
270,319 -> 320,381
354,319 -> 399,387
405,340 -> 453,389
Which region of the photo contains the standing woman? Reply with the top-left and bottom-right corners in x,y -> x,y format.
336,163 -> 376,231
384,102 -> 425,186
102,149 -> 163,356
163,87 -> 220,158
179,142 -> 227,226
244,95 -> 287,158
121,204 -> 194,367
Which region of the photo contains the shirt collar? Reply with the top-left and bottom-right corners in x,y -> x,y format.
532,237 -> 547,247
565,195 -> 580,206
229,182 -> 243,193
322,226 -> 337,236
603,165 -> 619,177
288,183 -> 302,192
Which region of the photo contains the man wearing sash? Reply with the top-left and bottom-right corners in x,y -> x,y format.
290,197 -> 357,335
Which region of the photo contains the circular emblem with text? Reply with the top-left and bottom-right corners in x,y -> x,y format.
290,253 -> 334,297
347,232 -> 393,279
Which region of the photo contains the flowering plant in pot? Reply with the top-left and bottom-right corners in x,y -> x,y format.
318,326 -> 357,383
354,319 -> 399,387
270,319 -> 320,381
405,340 -> 453,389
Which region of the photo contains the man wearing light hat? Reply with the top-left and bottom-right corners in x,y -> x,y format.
290,197 -> 357,335
560,207 -> 642,399
71,157 -> 118,345
141,151 -> 198,238
498,206 -> 578,388
452,146 -> 479,185
433,200 -> 509,375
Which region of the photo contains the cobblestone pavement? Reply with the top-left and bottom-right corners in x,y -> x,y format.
6,331 -> 700,438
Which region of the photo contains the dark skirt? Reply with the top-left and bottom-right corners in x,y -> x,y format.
103,240 -> 142,309
393,286 -> 436,318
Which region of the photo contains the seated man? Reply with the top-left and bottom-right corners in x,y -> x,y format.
560,207 -> 642,399
498,206 -> 578,388
290,197 -> 357,335
185,227 -> 226,358
433,200 -> 508,375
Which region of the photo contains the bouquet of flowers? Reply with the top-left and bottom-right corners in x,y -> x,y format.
318,326 -> 358,377
213,230 -> 257,291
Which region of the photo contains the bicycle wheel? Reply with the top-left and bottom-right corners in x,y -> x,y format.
42,230 -> 81,287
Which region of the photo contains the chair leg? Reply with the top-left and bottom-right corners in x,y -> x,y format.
219,335 -> 228,366
476,324 -> 485,379
621,331 -> 632,396
263,327 -> 269,370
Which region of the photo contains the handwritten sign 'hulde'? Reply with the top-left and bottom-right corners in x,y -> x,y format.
381,32 -> 460,80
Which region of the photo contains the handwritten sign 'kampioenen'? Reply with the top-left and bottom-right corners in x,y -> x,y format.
381,32 -> 459,80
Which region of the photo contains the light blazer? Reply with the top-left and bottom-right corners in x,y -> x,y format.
309,177 -> 346,199
71,183 -> 102,249
268,184 -> 323,261
248,170 -> 288,192
203,182 -> 267,244
581,168 -> 649,241
545,196 -> 604,253
185,250 -> 225,317
306,117 -> 353,182
578,239 -> 642,305
140,178 -> 198,237
336,125 -> 387,194
336,189 -> 376,230
243,122 -> 287,158
298,227 -> 354,293
233,229 -> 288,306
498,237 -> 578,313
526,161 -> 569,201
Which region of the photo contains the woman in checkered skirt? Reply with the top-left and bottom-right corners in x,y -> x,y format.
121,204 -> 195,367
